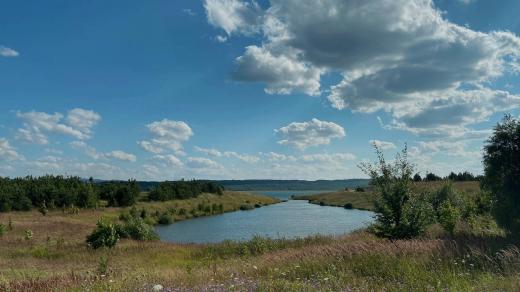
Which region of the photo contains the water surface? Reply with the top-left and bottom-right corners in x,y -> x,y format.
156,191 -> 374,243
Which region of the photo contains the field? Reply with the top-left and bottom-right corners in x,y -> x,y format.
294,181 -> 481,210
1,182 -> 519,291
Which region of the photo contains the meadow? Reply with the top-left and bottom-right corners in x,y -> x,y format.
0,181 -> 518,291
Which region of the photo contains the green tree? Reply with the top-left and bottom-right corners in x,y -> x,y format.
483,115 -> 520,233
360,145 -> 433,239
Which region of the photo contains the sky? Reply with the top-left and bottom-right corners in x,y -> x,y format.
1,0 -> 520,180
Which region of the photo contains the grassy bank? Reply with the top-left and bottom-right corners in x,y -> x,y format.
1,228 -> 518,291
294,181 -> 481,211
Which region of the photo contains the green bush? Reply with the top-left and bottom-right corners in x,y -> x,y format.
438,201 -> 460,235
344,203 -> 353,209
240,204 -> 254,211
158,213 -> 174,225
86,221 -> 119,249
118,216 -> 158,241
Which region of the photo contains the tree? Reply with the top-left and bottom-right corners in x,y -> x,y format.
483,115 -> 520,233
413,173 -> 422,182
360,145 -> 433,239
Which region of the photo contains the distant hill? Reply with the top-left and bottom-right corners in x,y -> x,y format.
216,179 -> 370,191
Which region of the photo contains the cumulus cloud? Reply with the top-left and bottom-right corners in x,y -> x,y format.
105,151 -> 137,162
138,119 -> 193,154
151,154 -> 183,167
204,0 -> 263,36
276,118 -> 345,150
70,141 -> 136,162
301,153 -> 356,162
223,151 -> 260,163
0,138 -> 23,161
194,146 -> 223,157
187,157 -> 223,169
206,0 -> 520,137
369,139 -> 397,150
0,46 -> 19,57
16,108 -> 101,144
233,46 -> 322,95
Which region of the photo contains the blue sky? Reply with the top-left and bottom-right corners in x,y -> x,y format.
1,0 -> 519,180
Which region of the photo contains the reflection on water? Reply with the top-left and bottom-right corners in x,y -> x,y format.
156,191 -> 374,243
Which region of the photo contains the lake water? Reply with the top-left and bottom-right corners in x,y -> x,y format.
156,191 -> 375,243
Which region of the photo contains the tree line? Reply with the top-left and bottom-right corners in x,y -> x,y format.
0,176 -> 225,213
412,171 -> 482,182
148,180 -> 224,201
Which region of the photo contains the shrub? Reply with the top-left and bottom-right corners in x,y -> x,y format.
118,216 -> 158,241
360,145 -> 433,239
158,213 -> 174,225
240,204 -> 254,211
438,201 -> 460,235
86,221 -> 119,249
344,203 -> 353,209
355,187 -> 365,192
0,224 -> 5,237
24,229 -> 33,241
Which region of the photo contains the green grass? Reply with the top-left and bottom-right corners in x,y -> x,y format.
294,181 -> 482,211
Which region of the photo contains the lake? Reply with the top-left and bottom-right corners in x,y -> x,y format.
156,191 -> 375,243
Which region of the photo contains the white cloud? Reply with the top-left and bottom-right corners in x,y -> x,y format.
301,153 -> 356,162
0,46 -> 19,57
369,139 -> 397,150
151,154 -> 183,167
70,141 -> 136,162
138,119 -> 193,154
204,0 -> 263,36
186,157 -> 223,169
223,151 -> 260,163
66,108 -> 101,137
0,138 -> 23,161
207,0 -> 520,137
233,46 -> 322,96
105,151 -> 137,162
194,146 -> 223,157
16,109 -> 101,144
276,118 -> 345,150
263,152 -> 297,162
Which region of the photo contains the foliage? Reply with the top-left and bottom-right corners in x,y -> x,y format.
413,173 -> 422,182
98,180 -> 139,207
0,175 -> 98,212
24,229 -> 33,241
86,220 -> 119,249
148,180 -> 224,202
424,172 -> 442,181
360,145 -> 433,239
483,115 -> 520,234
0,224 -> 5,237
437,201 -> 460,234
117,214 -> 159,241
157,213 -> 173,225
